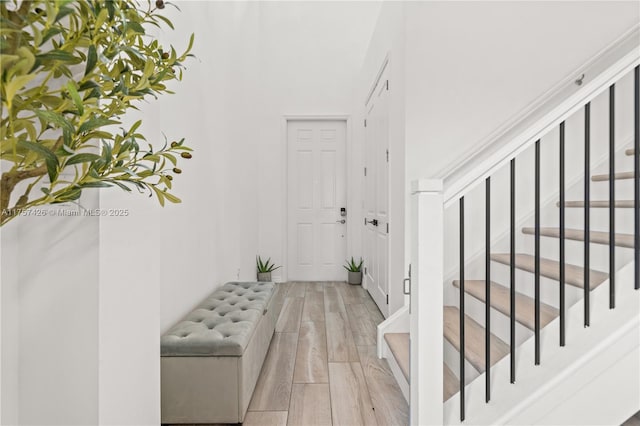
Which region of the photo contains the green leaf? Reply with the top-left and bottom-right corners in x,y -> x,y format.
101,140 -> 113,161
122,46 -> 145,62
187,33 -> 195,53
66,81 -> 83,115
78,181 -> 112,188
65,153 -> 101,166
129,120 -> 143,134
127,21 -> 145,34
85,45 -> 97,76
17,140 -> 59,180
163,152 -> 177,166
34,110 -> 74,134
54,187 -> 82,202
36,50 -> 79,63
154,14 -> 174,30
106,1 -> 115,20
108,180 -> 132,192
46,157 -> 59,182
40,28 -> 63,46
4,74 -> 36,108
151,186 -> 165,207
54,7 -> 74,23
78,80 -> 100,91
79,117 -> 119,133
39,95 -> 64,108
162,191 -> 181,204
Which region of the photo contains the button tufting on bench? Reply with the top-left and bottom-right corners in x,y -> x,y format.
161,281 -> 276,357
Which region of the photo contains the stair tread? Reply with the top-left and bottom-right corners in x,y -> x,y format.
522,227 -> 634,248
443,306 -> 510,374
384,333 -> 409,382
558,200 -> 634,208
592,171 -> 634,181
443,363 -> 459,402
490,253 -> 608,289
452,280 -> 559,330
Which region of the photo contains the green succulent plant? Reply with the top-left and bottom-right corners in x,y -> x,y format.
256,256 -> 281,273
343,257 -> 363,272
0,0 -> 194,225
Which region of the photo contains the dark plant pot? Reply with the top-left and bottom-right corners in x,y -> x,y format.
347,271 -> 362,285
257,272 -> 271,282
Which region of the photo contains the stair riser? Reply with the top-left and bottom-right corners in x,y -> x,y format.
455,249 -> 586,303
522,228 -> 634,249
486,261 -> 584,305
443,338 -> 481,385
458,289 -> 534,346
520,233 -> 634,274
562,207 -> 637,235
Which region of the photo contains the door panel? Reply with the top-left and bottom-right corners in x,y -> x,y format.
288,120 -> 347,281
364,67 -> 390,317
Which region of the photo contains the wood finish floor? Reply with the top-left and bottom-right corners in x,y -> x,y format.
245,281 -> 409,426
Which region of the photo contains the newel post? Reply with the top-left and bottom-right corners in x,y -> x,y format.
410,179 -> 444,425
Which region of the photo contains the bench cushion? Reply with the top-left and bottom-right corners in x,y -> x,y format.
161,282 -> 275,356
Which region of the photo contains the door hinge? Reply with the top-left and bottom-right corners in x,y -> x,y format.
364,267 -> 367,274
364,119 -> 367,127
386,80 -> 389,91
363,217 -> 367,226
386,294 -> 389,304
386,223 -> 389,233
386,149 -> 389,162
364,167 -> 367,176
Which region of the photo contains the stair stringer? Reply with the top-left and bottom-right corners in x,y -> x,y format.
443,261 -> 640,425
377,305 -> 410,402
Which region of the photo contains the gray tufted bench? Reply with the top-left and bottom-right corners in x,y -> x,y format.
160,281 -> 284,424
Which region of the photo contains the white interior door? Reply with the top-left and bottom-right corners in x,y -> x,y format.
287,120 -> 347,281
364,68 -> 390,317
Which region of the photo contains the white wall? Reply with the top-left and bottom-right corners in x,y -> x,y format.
0,197 -> 100,425
0,223 -> 19,425
404,1 -> 640,182
99,192 -> 161,426
137,0 -> 381,333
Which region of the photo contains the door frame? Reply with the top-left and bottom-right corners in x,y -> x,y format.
281,115 -> 353,283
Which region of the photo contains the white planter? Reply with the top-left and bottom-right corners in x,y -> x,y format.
347,271 -> 362,285
257,272 -> 271,282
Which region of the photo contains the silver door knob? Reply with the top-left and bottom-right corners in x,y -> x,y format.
336,219 -> 346,224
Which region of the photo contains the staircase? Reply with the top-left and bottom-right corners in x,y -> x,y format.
445,144 -> 634,399
405,42 -> 640,425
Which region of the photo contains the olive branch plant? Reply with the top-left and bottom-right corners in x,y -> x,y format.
0,0 -> 194,226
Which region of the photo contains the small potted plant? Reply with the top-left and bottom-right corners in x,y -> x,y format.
344,257 -> 364,285
256,256 -> 281,282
